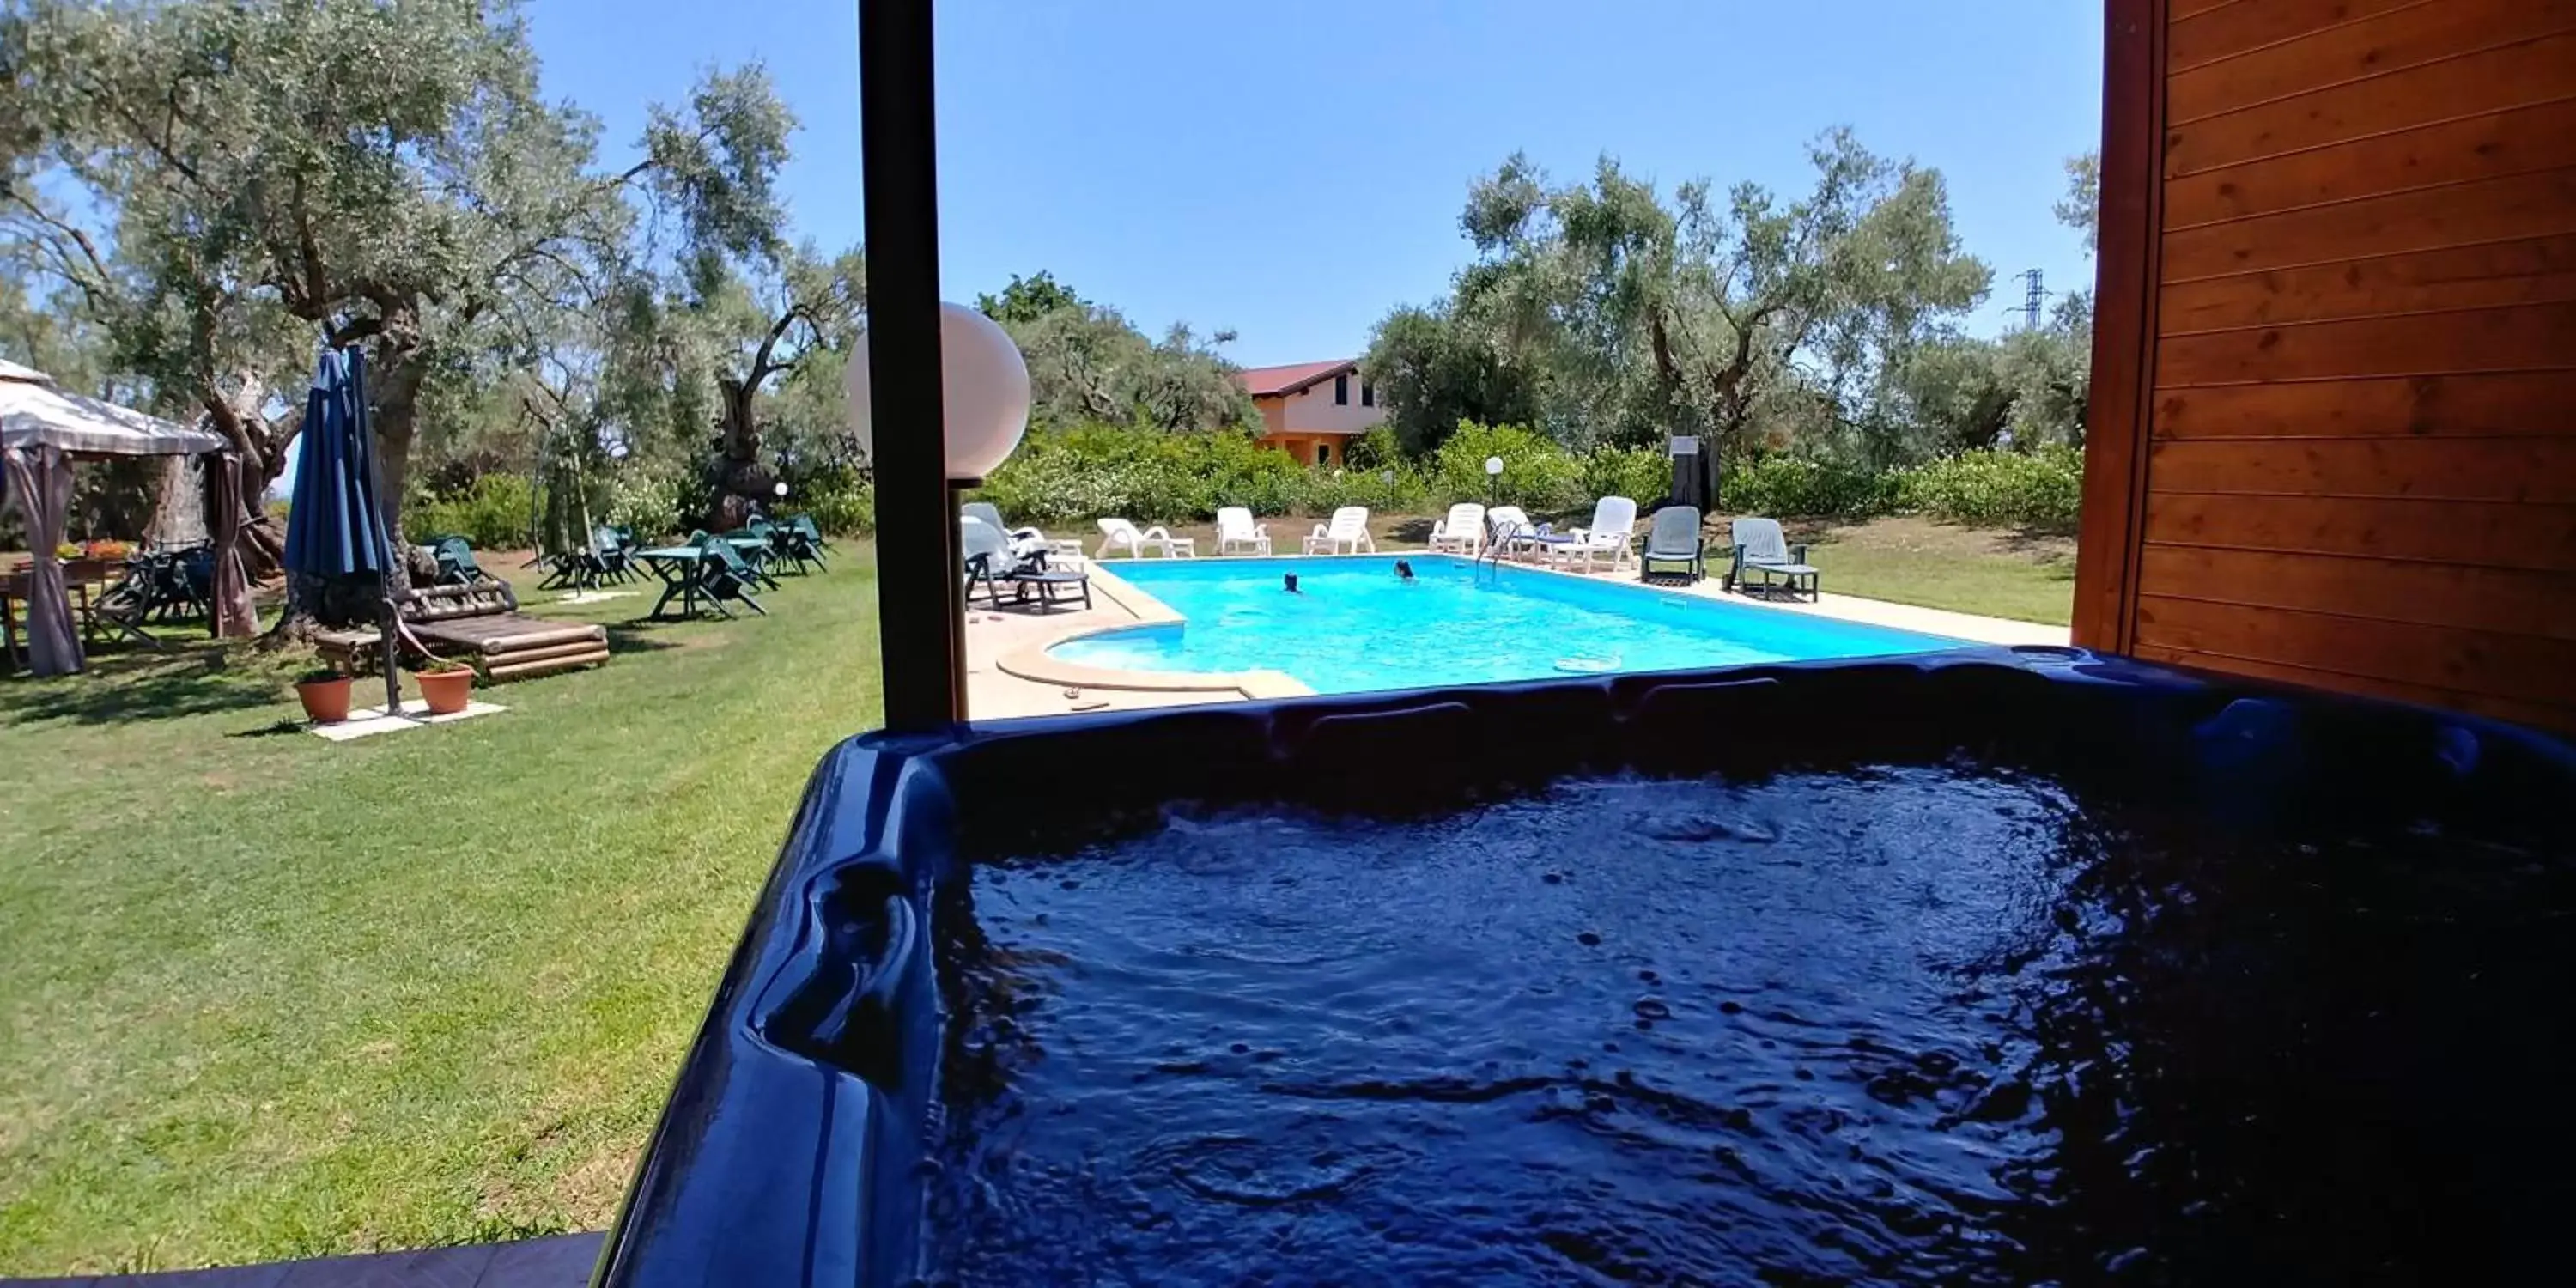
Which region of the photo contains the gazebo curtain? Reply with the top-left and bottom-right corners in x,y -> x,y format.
210,452 -> 256,639
3,443 -> 80,676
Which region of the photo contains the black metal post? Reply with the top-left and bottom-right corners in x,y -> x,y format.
860,0 -> 965,730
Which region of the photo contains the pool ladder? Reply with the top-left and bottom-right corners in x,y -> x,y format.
1474,523 -> 1523,585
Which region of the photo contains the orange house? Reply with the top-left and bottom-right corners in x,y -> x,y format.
1235,359 -> 1387,466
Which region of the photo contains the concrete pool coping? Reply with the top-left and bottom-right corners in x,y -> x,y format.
992,561 -> 1312,701
981,551 -> 2067,711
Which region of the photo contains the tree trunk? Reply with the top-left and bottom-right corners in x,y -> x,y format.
709,377 -> 775,530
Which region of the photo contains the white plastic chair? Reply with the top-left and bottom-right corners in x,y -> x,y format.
1565,496 -> 1638,572
1302,507 -> 1374,555
1485,506 -> 1534,560
1215,507 -> 1270,556
1095,517 -> 1195,559
1426,502 -> 1486,556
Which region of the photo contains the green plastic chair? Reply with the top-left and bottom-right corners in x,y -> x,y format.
433,537 -> 499,586
693,532 -> 767,617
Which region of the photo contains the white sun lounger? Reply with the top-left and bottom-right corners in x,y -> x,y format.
1427,502 -> 1486,556
1303,507 -> 1374,555
1485,506 -> 1536,559
1564,496 -> 1638,572
1095,518 -> 1194,559
1215,507 -> 1271,556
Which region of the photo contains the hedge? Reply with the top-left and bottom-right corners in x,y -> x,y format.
969,428 -> 2085,532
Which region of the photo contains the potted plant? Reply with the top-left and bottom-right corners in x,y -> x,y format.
295,667 -> 353,724
414,657 -> 476,715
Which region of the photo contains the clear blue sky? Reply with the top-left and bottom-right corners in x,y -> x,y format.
526,0 -> 2103,367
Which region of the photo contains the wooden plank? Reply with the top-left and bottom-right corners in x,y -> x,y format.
2165,100 -> 2576,229
2168,0 -> 2244,21
2073,0 -> 2169,653
2142,493 -> 2576,569
2134,592 -> 2576,703
2155,300 -> 2576,386
485,651 -> 609,683
2165,34 -> 2576,177
2169,0 -> 2576,123
2165,167 -> 2576,282
2169,0 -> 2426,71
2159,235 -> 2576,331
2129,641 -> 2576,731
2148,437 -> 2576,502
2153,372 -> 2576,439
2137,544 -> 2576,639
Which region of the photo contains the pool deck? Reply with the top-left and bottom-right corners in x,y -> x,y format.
965,552 -> 2068,720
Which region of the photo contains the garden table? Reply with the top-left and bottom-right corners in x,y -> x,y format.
635,545 -> 714,620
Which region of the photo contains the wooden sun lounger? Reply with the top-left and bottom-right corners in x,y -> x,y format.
314,582 -> 609,682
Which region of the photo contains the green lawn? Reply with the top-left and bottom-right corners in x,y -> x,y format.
0,553 -> 883,1275
1791,515 -> 2075,626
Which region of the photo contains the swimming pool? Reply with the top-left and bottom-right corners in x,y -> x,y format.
1054,555 -> 1967,694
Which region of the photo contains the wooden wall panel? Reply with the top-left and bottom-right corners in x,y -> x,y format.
2152,372 -> 2576,439
2136,545 -> 2576,640
2133,546 -> 2576,641
2162,167 -> 2576,281
2142,494 -> 2576,570
2148,438 -> 2576,502
2164,33 -> 2576,177
2154,300 -> 2576,385
2132,594 -> 2576,705
2167,0 -> 2576,123
2128,642 -> 2576,730
2163,100 -> 2576,229
2159,235 -> 2576,333
2167,0 -> 2424,71
2076,0 -> 2576,732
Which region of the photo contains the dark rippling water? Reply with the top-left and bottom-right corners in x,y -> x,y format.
926,765 -> 2573,1285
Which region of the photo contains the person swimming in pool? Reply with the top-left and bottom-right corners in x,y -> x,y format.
1394,559 -> 1415,581
1283,573 -> 1301,593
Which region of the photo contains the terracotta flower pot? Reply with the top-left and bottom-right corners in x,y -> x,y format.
295,676 -> 353,725
416,668 -> 475,716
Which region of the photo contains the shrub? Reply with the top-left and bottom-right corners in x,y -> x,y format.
408,474 -> 533,549
1428,421 -> 1584,512
605,471 -> 687,542
1893,445 -> 2083,528
800,476 -> 876,536
1721,455 -> 1896,519
975,424 -> 1309,524
1342,427 -> 1402,471
1582,445 -> 1670,508
1290,462 -> 1431,515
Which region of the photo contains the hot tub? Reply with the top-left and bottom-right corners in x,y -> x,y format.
596,649 -> 2574,1285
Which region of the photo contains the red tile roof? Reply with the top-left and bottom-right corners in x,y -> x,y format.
1234,358 -> 1356,398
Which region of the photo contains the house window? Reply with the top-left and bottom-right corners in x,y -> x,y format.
1361,380 -> 1375,408
1334,374 -> 1349,405
1315,442 -> 1332,465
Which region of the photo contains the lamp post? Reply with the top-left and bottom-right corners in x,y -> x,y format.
1484,454 -> 1503,507
848,300 -> 1033,727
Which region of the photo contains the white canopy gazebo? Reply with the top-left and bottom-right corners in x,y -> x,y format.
3,359 -> 241,677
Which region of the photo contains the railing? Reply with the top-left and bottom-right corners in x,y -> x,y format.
1474,522 -> 1523,584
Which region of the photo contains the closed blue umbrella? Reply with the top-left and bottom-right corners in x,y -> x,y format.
283,349 -> 391,579
283,348 -> 400,712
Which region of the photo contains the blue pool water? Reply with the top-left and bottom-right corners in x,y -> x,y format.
1051,555 -> 1967,694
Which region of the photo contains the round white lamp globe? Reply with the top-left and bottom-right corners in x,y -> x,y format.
1485,455 -> 1504,477
773,481 -> 789,499
845,301 -> 1032,481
